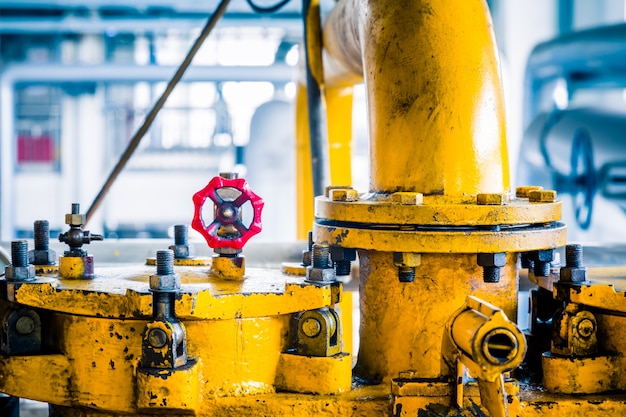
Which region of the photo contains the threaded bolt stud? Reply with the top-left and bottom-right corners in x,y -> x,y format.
11,240 -> 28,267
335,260 -> 352,276
483,267 -> 501,283
398,266 -> 416,283
174,225 -> 188,246
565,244 -> 583,268
71,203 -> 80,214
312,244 -> 330,269
33,220 -> 50,251
156,250 -> 174,275
534,262 -> 551,277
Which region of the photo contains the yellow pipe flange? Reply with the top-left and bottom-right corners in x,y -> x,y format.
314,222 -> 566,254
7,266 -> 341,320
316,196 -> 562,226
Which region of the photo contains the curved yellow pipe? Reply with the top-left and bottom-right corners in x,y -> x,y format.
323,0 -> 509,198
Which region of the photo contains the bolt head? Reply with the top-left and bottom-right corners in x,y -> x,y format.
477,252 -> 507,268
515,186 -> 543,198
391,192 -> 423,205
149,273 -> 181,291
476,193 -> 509,205
301,318 -> 322,338
329,188 -> 359,202
147,328 -> 169,348
393,252 -> 422,267
529,190 -> 556,203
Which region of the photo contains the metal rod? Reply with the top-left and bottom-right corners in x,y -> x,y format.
302,0 -> 326,198
85,0 -> 232,225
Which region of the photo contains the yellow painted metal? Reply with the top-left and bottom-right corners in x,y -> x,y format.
554,281 -> 626,313
146,257 -> 212,266
325,86 -> 353,186
315,222 -> 566,254
281,262 -> 306,276
210,255 -> 245,280
6,266 -> 341,319
295,83 -> 314,240
352,251 -> 520,382
391,379 -> 521,417
136,361 -> 199,411
33,264 -> 59,276
316,194 -> 563,226
542,352 -> 620,394
59,255 -> 91,279
275,352 -> 352,395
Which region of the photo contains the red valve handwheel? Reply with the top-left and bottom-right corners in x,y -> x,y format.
191,176 -> 264,250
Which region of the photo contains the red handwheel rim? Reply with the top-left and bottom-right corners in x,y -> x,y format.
191,176 -> 264,250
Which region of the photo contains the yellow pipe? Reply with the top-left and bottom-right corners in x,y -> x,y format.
295,83 -> 315,240
325,86 -> 354,186
323,0 -> 509,198
319,0 -> 519,383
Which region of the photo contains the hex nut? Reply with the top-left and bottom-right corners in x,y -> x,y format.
477,252 -> 507,268
476,193 -> 509,205
325,185 -> 352,198
515,186 -> 543,198
28,249 -> 56,265
559,267 -> 587,283
529,190 -> 556,203
168,244 -> 195,259
306,266 -> 335,283
65,213 -> 85,225
391,192 -> 424,205
329,188 -> 359,202
534,249 -> 555,262
149,273 -> 181,291
393,252 -> 422,267
330,246 -> 356,262
5,265 -> 36,281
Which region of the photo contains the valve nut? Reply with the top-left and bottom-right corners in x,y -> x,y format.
65,213 -> 86,226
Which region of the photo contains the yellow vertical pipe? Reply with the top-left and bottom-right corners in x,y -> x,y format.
325,86 -> 353,186
324,0 -> 509,198
295,83 -> 314,240
321,0 -> 515,382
